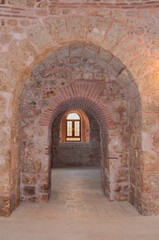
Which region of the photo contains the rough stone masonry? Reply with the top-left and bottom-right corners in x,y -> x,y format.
0,0 -> 159,216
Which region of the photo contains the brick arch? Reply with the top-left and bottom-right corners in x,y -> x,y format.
19,79 -> 131,204
37,82 -> 121,200
40,82 -> 114,133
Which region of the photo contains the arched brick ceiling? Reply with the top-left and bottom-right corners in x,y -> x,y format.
40,96 -> 113,135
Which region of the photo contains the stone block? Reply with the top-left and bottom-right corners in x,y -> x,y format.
67,16 -> 87,41
40,183 -> 50,193
0,71 -> 12,91
23,186 -> 35,196
142,193 -> 159,215
143,174 -> 159,192
112,10 -> 125,21
43,52 -> 57,69
50,7 -> 61,15
32,160 -> 42,173
69,41 -> 84,58
20,20 -> 30,27
0,148 -> 10,168
125,82 -> 139,99
28,196 -> 38,202
7,19 -> 18,26
0,95 -> 6,113
96,50 -> 113,64
152,134 -> 159,149
142,151 -> 159,172
0,131 -> 9,146
117,169 -> 128,183
142,92 -> 159,112
143,113 -> 158,133
0,114 -> 9,128
44,17 -> 68,44
117,69 -> 132,89
130,133 -> 142,149
84,42 -> 99,59
103,22 -> 128,52
114,194 -> 128,201
9,39 -> 37,64
22,173 -> 38,185
41,194 -> 49,202
56,45 -> 69,62
116,36 -> 145,63
0,52 -> 26,78
87,17 -> 111,45
129,112 -> 142,133
54,69 -> 68,79
8,0 -> 25,7
138,70 -> 159,94
129,96 -> 142,114
35,8 -> 48,16
0,195 -> 12,217
150,46 -> 159,59
0,34 -> 12,45
120,155 -> 128,168
22,117 -> 34,124
0,171 -> 10,192
129,54 -> 158,79
28,26 -> 52,53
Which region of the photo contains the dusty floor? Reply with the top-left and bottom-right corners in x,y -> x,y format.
1,167 -> 159,240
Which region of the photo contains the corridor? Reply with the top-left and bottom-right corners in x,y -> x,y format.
1,168 -> 159,240
50,167 -> 139,218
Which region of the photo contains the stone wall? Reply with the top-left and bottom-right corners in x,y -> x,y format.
52,112 -> 100,168
0,0 -> 158,216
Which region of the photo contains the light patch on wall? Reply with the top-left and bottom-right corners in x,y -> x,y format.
14,33 -> 27,40
142,132 -> 152,151
25,56 -> 34,66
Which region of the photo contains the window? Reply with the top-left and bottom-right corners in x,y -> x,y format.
60,109 -> 90,143
66,113 -> 81,142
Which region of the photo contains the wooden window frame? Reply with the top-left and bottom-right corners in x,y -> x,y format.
66,119 -> 81,142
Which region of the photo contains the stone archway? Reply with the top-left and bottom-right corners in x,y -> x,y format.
17,41 -> 142,213
20,83 -> 127,202
0,40 -> 146,216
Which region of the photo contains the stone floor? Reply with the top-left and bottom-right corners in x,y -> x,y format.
1,167 -> 159,240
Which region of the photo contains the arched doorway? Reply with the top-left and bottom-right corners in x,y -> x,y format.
51,108 -> 102,205
17,41 -> 142,214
